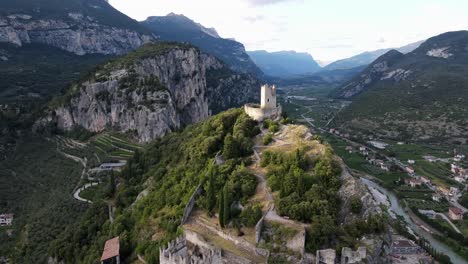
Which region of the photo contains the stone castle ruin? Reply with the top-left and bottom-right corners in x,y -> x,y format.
244,84 -> 282,121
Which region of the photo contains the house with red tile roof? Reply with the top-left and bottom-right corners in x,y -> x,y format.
101,236 -> 120,264
448,207 -> 463,221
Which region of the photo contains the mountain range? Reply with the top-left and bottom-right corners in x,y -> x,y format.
324,40 -> 424,71
333,31 -> 468,143
247,50 -> 321,77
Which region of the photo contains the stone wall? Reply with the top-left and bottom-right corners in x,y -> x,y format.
341,247 -> 366,264
254,210 -> 266,244
160,232 -> 223,264
244,104 -> 282,121
181,184 -> 203,225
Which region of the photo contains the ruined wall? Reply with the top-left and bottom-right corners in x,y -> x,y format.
254,210 -> 266,244
341,247 -> 366,264
181,184 -> 203,225
160,231 -> 223,264
244,104 -> 281,121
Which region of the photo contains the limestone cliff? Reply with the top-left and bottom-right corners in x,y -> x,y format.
0,0 -> 155,55
38,43 -> 259,142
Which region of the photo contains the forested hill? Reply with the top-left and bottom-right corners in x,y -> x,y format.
48,108 -> 261,262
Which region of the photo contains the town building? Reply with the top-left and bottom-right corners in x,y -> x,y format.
316,249 -> 336,264
99,162 -> 127,171
448,207 -> 464,221
451,164 -> 460,174
406,178 -> 422,188
408,159 -> 415,164
455,176 -> 466,183
419,177 -> 430,184
437,186 -> 450,196
0,214 -> 13,226
244,84 -> 282,121
391,240 -> 420,254
418,209 -> 437,219
101,237 -> 120,264
432,193 -> 442,202
450,187 -> 460,195
405,166 -> 415,175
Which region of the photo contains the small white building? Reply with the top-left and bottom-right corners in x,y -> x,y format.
455,176 -> 466,183
408,159 -> 415,165
0,214 -> 13,226
432,193 -> 442,202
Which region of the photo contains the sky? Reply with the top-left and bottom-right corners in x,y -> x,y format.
109,0 -> 468,63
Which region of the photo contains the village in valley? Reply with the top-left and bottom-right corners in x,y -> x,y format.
281,84 -> 468,264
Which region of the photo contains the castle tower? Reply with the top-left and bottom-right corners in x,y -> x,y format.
260,84 -> 277,109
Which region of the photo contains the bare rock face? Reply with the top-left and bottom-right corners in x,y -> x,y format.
38,44 -> 259,142
0,13 -> 154,55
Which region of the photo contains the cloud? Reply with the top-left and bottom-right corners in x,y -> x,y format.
378,37 -> 386,43
246,0 -> 301,6
244,15 -> 265,23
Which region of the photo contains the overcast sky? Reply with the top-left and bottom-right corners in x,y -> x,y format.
109,0 -> 468,62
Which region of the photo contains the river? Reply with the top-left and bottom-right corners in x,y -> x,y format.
361,177 -> 467,264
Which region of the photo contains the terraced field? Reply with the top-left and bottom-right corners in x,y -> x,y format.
90,133 -> 142,161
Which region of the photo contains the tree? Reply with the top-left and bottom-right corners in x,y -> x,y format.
107,171 -> 116,198
350,196 -> 363,214
219,188 -> 225,228
207,164 -> 216,213
223,133 -> 239,159
223,184 -> 230,226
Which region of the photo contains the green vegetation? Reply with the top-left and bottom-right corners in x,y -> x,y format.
0,137 -> 86,263
261,147 -> 341,222
263,133 -> 273,145
47,108 -> 261,262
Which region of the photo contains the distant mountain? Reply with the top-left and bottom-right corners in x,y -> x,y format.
324,40 -> 424,71
141,13 -> 263,76
333,31 -> 468,143
247,50 -> 321,77
0,0 -> 154,55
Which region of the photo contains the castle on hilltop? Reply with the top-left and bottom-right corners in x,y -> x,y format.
244,84 -> 282,121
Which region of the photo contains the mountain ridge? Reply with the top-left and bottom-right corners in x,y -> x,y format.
141,13 -> 263,76
334,31 -> 468,142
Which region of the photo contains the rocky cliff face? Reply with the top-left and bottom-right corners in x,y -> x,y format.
38,43 -> 259,142
0,13 -> 154,55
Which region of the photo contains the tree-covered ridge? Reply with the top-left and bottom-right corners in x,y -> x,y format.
48,108 -> 261,263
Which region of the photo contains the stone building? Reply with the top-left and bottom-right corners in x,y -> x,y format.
244,84 -> 282,121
